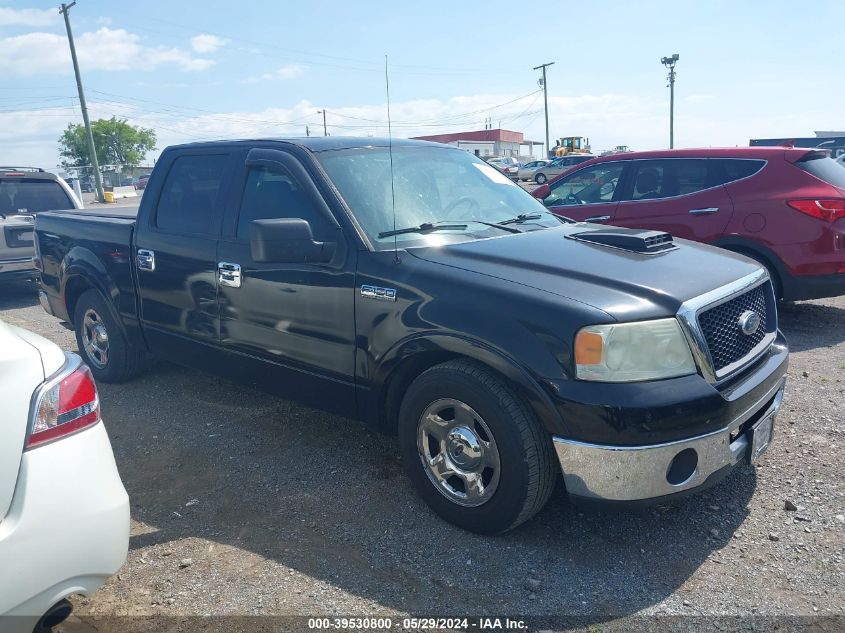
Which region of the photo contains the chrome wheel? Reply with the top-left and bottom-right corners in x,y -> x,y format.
81,308 -> 109,368
417,398 -> 501,507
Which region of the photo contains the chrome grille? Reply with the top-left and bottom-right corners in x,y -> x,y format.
697,283 -> 770,372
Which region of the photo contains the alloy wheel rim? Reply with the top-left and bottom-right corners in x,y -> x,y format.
82,308 -> 109,368
417,398 -> 501,507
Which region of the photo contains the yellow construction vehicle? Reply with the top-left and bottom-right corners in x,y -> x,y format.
550,136 -> 591,158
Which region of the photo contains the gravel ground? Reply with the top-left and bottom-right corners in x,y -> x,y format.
0,281 -> 842,632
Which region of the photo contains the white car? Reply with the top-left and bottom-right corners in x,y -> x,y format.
836,153 -> 845,167
0,320 -> 128,633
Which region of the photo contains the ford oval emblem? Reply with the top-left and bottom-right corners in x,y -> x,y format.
738,310 -> 761,336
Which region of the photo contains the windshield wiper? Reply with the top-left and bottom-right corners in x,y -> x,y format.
499,213 -> 543,225
378,221 -> 468,239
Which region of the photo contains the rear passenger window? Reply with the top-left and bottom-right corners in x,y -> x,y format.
156,154 -> 227,234
714,159 -> 765,184
237,166 -> 331,240
629,159 -> 709,200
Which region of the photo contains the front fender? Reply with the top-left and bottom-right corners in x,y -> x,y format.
368,331 -> 567,437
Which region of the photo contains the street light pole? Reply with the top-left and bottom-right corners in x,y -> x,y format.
60,2 -> 104,203
533,62 -> 554,158
661,54 -> 679,149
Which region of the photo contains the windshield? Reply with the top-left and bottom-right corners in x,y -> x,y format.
317,146 -> 562,249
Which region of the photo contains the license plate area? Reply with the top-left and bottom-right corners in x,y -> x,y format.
750,413 -> 774,462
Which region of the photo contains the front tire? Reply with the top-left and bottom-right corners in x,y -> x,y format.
534,173 -> 547,184
399,360 -> 557,534
73,288 -> 146,383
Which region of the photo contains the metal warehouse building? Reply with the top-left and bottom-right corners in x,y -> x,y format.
411,128 -> 544,159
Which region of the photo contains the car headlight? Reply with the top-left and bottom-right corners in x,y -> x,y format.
574,318 -> 696,382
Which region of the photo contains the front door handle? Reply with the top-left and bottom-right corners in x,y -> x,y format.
689,207 -> 719,215
137,249 -> 155,271
584,215 -> 611,223
218,262 -> 242,288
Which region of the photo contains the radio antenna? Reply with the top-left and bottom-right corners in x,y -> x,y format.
385,54 -> 399,263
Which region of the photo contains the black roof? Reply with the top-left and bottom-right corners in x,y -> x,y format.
165,136 -> 450,153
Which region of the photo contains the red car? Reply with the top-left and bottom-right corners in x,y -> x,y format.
532,147 -> 845,300
134,174 -> 150,190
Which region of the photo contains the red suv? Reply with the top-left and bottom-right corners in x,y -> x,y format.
532,147 -> 845,300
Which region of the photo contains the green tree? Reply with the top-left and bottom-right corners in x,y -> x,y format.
59,117 -> 157,168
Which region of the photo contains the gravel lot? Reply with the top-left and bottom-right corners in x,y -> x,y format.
1,280 -> 843,631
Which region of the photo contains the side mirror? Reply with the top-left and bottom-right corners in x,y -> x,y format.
250,218 -> 336,264
533,183 -> 551,199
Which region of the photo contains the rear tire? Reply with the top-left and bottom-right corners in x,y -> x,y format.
399,359 -> 557,534
534,173 -> 547,184
73,288 -> 146,383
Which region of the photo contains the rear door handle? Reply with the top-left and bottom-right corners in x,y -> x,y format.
584,215 -> 611,223
689,207 -> 719,215
136,249 -> 155,271
218,262 -> 242,288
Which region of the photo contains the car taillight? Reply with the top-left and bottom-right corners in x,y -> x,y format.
27,354 -> 100,449
786,199 -> 845,222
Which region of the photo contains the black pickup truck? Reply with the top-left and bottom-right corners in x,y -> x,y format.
35,138 -> 788,533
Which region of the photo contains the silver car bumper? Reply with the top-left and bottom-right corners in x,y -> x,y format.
0,256 -> 36,275
553,378 -> 785,502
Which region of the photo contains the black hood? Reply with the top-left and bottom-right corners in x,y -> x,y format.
408,225 -> 762,322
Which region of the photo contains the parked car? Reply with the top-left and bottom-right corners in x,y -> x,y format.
532,147 -> 845,301
0,320 -> 129,633
532,154 -> 596,184
65,175 -> 94,193
485,156 -> 520,179
135,174 -> 150,190
517,159 -> 550,181
836,153 -> 845,168
35,138 -> 787,534
1,167 -> 80,283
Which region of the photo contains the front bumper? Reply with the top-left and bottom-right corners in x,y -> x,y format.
554,377 -> 785,502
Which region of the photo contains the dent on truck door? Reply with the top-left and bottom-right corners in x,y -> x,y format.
134,151 -> 234,360
214,148 -> 357,415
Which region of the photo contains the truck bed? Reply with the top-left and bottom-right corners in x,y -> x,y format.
35,209 -> 138,325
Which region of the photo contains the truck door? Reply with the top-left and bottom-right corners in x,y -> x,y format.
134,149 -> 235,361
214,147 -> 356,415
612,158 -> 734,242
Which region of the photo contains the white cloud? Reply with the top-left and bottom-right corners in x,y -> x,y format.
685,94 -> 715,102
241,63 -> 305,83
0,7 -> 57,27
4,91 -> 841,169
0,28 -> 214,75
190,33 -> 228,54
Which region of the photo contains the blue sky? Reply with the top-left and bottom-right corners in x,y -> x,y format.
2,0 -> 843,167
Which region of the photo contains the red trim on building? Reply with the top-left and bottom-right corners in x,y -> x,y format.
411,128 -> 524,144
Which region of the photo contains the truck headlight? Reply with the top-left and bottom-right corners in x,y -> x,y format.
574,318 -> 696,382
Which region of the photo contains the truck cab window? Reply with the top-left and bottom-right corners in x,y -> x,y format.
236,166 -> 329,240
156,154 -> 227,234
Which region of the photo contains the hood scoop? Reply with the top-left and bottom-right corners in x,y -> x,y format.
567,227 -> 677,254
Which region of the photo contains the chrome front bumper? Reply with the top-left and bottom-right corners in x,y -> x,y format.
553,378 -> 785,502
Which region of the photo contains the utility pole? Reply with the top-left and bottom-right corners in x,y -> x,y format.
661,54 -> 679,149
60,2 -> 104,203
318,109 -> 327,136
306,125 -> 310,137
533,62 -> 554,158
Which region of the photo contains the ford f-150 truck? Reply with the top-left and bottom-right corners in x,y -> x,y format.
35,138 -> 789,534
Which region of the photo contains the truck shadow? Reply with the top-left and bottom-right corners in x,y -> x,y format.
98,361 -> 755,619
0,280 -> 39,310
778,299 -> 845,352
